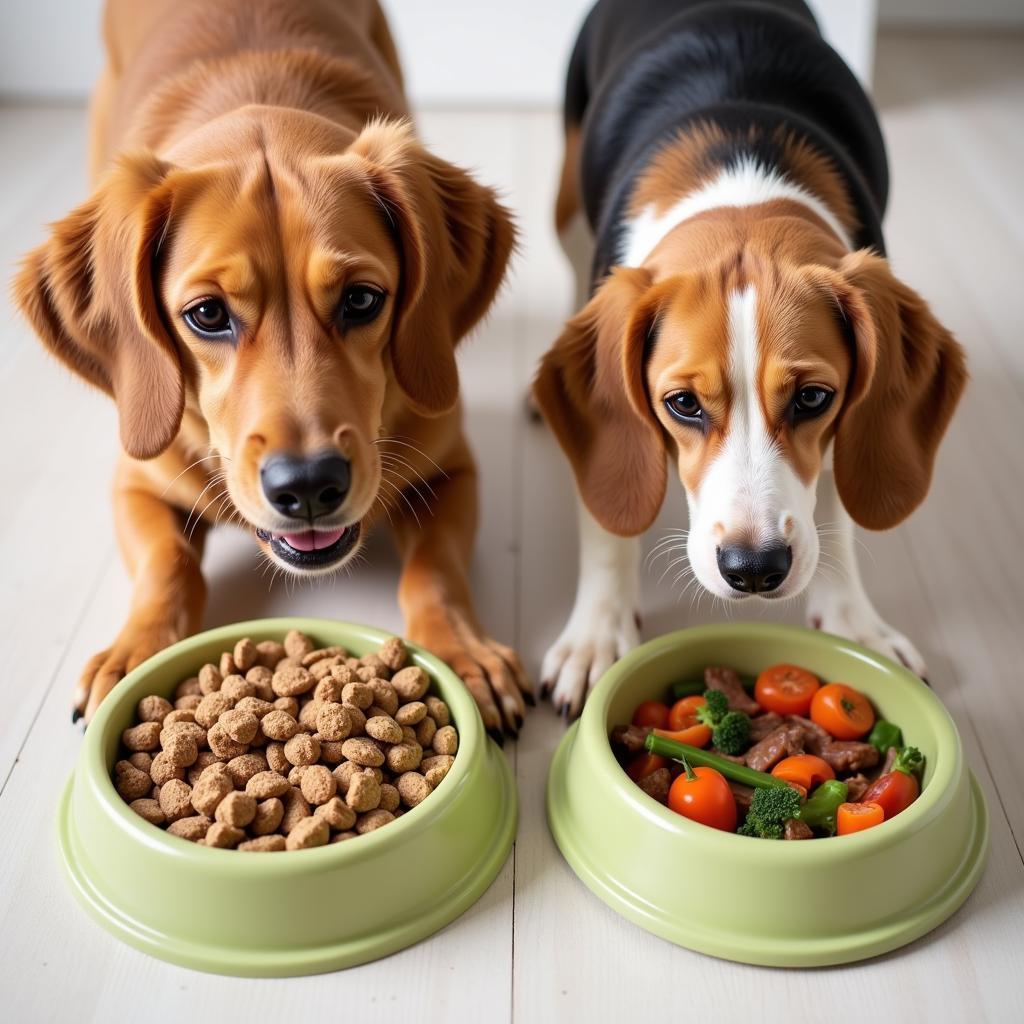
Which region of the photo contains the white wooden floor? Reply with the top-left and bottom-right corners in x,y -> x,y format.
2,32 -> 1023,1023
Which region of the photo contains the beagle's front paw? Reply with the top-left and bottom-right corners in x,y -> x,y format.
807,590 -> 928,679
540,602 -> 640,719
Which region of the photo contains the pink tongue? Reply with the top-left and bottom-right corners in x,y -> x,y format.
279,528 -> 345,551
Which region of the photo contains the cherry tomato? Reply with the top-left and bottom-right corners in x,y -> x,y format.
625,753 -> 667,782
754,664 -> 820,716
653,723 -> 712,748
667,695 -> 706,731
860,769 -> 919,819
810,682 -> 875,739
772,754 -> 835,791
632,700 -> 670,730
837,801 -> 885,835
667,765 -> 737,832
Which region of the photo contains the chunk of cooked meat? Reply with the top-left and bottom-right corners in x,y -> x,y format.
729,781 -> 755,814
785,715 -> 831,756
745,724 -> 804,772
636,767 -> 671,804
845,773 -> 871,802
704,667 -> 761,716
877,745 -> 899,778
820,741 -> 880,773
749,712 -> 784,743
784,818 -> 814,840
610,724 -> 649,753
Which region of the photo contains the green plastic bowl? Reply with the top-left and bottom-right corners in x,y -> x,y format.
57,618 -> 517,976
547,623 -> 988,967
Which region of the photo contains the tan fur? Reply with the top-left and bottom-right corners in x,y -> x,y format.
12,0 -> 530,731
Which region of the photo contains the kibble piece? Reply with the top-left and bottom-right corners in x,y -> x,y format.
355,665 -> 378,684
150,751 -> 186,787
204,822 -> 245,849
391,666 -> 429,701
187,751 -> 223,784
198,663 -> 222,695
288,765 -> 310,786
167,815 -> 211,841
284,732 -> 321,767
330,663 -> 357,686
160,720 -> 207,750
298,700 -> 323,731
415,716 -> 437,748
159,778 -> 194,822
396,701 -> 427,726
332,831 -> 358,843
385,741 -> 422,774
163,708 -> 196,727
255,640 -> 286,669
433,725 -> 459,756
401,725 -> 418,745
129,798 -> 165,825
163,730 -> 199,769
397,771 -> 432,808
233,637 -> 257,672
251,797 -> 285,836
215,790 -> 257,828
234,696 -> 274,719
195,691 -> 233,728
285,816 -> 329,850
137,695 -> 173,723
300,764 -> 337,806
342,703 -> 367,736
314,796 -> 357,831
219,708 -> 259,745
370,680 -> 399,717
356,809 -> 395,834
246,663 -> 273,686
207,721 -> 248,759
221,674 -> 256,703
175,676 -> 201,699
341,737 -> 385,768
316,703 -> 351,742
345,768 -> 381,812
266,741 -> 289,774
225,752 -> 268,787
219,652 -> 237,678
284,629 -> 315,659
128,751 -> 153,773
191,766 -> 233,816
272,665 -> 315,698
175,693 -> 202,711
312,676 -> 344,703
424,696 -> 451,726
310,656 -> 344,682
239,834 -> 287,852
261,709 -> 300,742
360,652 -> 391,678
423,755 -> 455,788
365,715 -> 403,744
341,681 -> 374,710
378,636 -> 408,672
122,721 -> 161,752
114,760 -> 153,800
246,770 -> 291,800
303,645 -> 345,667
280,786 -> 312,834
378,783 -> 400,813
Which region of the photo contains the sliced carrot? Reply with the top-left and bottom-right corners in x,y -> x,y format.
772,754 -> 835,791
653,723 -> 713,748
837,801 -> 885,835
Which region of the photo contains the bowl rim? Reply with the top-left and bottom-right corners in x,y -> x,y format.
581,621 -> 963,858
85,617 -> 480,872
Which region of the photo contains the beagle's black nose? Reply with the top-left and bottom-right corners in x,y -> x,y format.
260,451 -> 350,519
717,544 -> 792,594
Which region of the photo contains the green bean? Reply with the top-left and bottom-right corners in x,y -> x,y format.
644,733 -> 789,789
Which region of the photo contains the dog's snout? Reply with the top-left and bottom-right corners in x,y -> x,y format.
717,543 -> 792,594
260,451 -> 351,519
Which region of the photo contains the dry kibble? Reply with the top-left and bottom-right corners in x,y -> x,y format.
234,696 -> 274,719
300,765 -> 337,805
219,708 -> 259,744
312,676 -> 343,703
342,703 -> 367,735
298,700 -> 322,731
191,767 -> 233,816
365,715 -> 403,744
423,756 -> 454,788
397,771 -> 432,808
401,725 -> 418,745
137,695 -> 173,723
370,680 -> 399,717
175,676 -> 201,699
391,666 -> 428,701
280,787 -> 311,834
395,701 -> 427,726
286,816 -> 329,850
332,831 -> 358,843
205,822 -> 245,848
345,769 -> 381,813
129,798 -> 165,825
266,741 -> 289,774
188,751 -> 223,784
379,783 -> 400,813
221,674 -> 256,702
284,629 -> 315,659
219,652 -> 237,678
163,709 -> 196,727
159,778 -> 194,822
284,732 -> 321,767
207,721 -> 248,759
314,796 -> 356,830
239,834 -> 287,852
319,740 -> 346,764
342,737 -> 385,768
433,726 -> 459,756
288,765 -> 310,786
150,751 -> 186,787
246,771 -> 291,800
160,720 -> 207,750
272,665 -> 315,698
250,797 -> 284,835
256,640 -> 286,669
303,645 -> 345,667
316,703 -> 351,742
246,663 -> 273,685
198,663 -> 222,694
310,657 -> 344,683
425,696 -> 450,726
261,709 -> 300,741
163,730 -> 199,769
114,760 -> 152,800
167,815 -> 211,841
233,638 -> 257,672
128,751 -> 153,773
194,691 -> 233,728
385,742 -> 422,774
341,681 -> 374,710
122,721 -> 161,752
378,636 -> 408,672
225,752 -> 268,787
175,693 -> 203,711
330,663 -> 357,686
215,790 -> 257,828
356,809 -> 394,834
414,716 -> 437,748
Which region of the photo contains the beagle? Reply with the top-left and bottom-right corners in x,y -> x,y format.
534,0 -> 967,715
14,0 -> 531,735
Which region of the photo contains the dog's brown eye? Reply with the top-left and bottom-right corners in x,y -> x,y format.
183,299 -> 232,337
793,386 -> 834,420
339,285 -> 384,326
665,390 -> 703,425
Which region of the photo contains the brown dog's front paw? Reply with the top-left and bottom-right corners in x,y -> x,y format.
74,619 -> 186,724
409,613 -> 533,740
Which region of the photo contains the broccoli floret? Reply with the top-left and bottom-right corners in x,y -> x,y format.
737,785 -> 803,839
697,689 -> 751,755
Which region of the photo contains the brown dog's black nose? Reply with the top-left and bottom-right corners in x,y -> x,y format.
260,451 -> 350,519
717,544 -> 792,594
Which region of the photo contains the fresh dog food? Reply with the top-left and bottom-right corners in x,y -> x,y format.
610,665 -> 923,840
113,631 -> 458,850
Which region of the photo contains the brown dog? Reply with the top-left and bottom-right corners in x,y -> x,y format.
13,0 -> 530,735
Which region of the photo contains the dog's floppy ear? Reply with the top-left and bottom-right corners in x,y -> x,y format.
351,119 -> 516,416
532,266 -> 666,536
826,249 -> 967,530
12,152 -> 184,459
